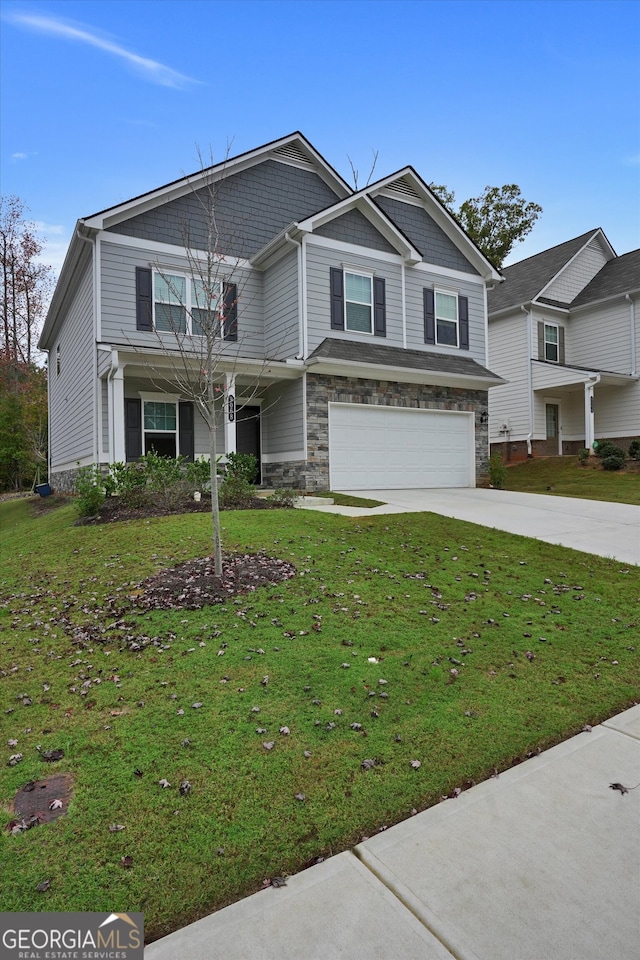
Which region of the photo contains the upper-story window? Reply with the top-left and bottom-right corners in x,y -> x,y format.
544,323 -> 559,362
329,267 -> 386,337
344,272 -> 373,334
424,288 -> 469,350
135,267 -> 237,341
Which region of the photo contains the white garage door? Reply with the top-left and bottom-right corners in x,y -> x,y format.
329,403 -> 474,490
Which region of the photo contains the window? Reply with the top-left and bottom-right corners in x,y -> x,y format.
345,272 -> 373,334
544,323 -> 558,362
143,400 -> 177,458
153,272 -> 221,336
435,291 -> 458,346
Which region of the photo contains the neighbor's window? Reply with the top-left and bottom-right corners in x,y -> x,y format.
143,400 -> 177,458
435,291 -> 458,346
544,323 -> 559,362
345,272 -> 373,334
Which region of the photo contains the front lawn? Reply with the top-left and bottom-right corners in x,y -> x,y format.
503,455 -> 640,504
1,498 -> 638,942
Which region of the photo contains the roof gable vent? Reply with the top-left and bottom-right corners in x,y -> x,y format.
387,176 -> 421,200
272,142 -> 313,166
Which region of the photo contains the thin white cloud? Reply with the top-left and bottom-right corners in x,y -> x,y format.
12,151 -> 29,160
8,13 -> 200,89
623,154 -> 640,166
34,221 -> 66,236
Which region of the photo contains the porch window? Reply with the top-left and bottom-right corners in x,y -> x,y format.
143,400 -> 177,457
544,323 -> 559,362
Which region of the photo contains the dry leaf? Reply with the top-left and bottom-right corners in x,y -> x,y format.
158,778 -> 171,788
49,799 -> 63,810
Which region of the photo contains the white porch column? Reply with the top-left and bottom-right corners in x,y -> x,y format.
224,373 -> 236,455
584,379 -> 596,453
110,365 -> 126,463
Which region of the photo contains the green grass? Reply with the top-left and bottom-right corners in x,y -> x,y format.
1,497 -> 639,941
503,456 -> 640,504
315,491 -> 385,508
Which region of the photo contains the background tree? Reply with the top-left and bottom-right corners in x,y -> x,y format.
0,356 -> 47,490
428,182 -> 542,268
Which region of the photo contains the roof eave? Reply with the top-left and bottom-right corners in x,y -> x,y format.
306,355 -> 505,389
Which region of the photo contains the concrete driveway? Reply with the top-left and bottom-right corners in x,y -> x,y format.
306,488 -> 640,566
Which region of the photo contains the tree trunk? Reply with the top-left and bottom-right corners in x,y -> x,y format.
207,376 -> 223,577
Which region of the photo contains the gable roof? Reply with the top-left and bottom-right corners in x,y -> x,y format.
488,229 -> 610,314
571,248 -> 640,306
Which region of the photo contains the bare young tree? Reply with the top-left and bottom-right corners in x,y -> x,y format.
135,151 -> 270,576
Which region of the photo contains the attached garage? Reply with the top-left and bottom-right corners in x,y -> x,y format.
328,403 -> 475,490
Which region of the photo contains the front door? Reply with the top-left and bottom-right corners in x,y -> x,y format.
546,403 -> 560,455
236,406 -> 261,483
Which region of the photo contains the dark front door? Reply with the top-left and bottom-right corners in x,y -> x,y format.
236,406 -> 261,483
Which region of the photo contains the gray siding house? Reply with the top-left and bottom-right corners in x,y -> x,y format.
487,230 -> 640,458
40,133 -> 504,491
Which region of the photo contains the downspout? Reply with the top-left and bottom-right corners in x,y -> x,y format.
401,261 -> 407,349
522,305 -> 534,456
625,294 -> 636,375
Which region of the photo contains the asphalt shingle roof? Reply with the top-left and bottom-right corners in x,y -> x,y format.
488,230 -> 601,314
308,338 -> 501,381
571,248 -> 640,306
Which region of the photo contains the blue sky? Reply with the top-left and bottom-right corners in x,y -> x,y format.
1,0 -> 639,275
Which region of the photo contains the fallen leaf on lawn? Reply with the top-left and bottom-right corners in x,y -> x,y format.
410,760 -> 421,770
341,663 -> 350,669
181,738 -> 191,747
158,778 -> 171,788
179,780 -> 191,796
120,856 -> 133,869
7,754 -> 23,766
279,726 -> 290,735
40,749 -> 64,762
304,751 -> 312,758
361,759 -> 376,770
49,799 -> 63,810
191,702 -> 203,709
270,876 -> 287,888
36,880 -> 51,892
134,768 -> 143,778
294,793 -> 306,802
7,739 -> 18,747
110,709 -> 126,716
109,824 -> 126,832
263,742 -> 275,750
177,709 -> 184,715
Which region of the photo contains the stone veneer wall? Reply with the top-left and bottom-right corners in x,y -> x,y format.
491,434 -> 640,461
266,374 -> 488,491
49,467 -> 82,493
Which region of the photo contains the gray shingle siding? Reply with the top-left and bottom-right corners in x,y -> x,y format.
375,196 -> 479,274
315,209 -> 397,253
108,161 -> 341,258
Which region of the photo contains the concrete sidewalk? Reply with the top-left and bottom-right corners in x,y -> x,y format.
296,488 -> 640,566
145,704 -> 640,959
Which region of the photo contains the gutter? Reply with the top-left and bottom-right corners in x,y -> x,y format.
522,304 -> 534,456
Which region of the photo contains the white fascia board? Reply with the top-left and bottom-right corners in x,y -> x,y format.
100,230 -> 253,271
82,134 -> 351,231
411,259 -> 487,286
531,301 -> 570,316
306,356 -> 505,389
297,195 -> 422,263
114,347 -> 304,381
366,168 -> 503,283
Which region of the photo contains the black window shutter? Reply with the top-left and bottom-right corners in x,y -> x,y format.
424,289 -> 435,344
136,267 -> 153,331
373,277 -> 386,337
558,326 -> 565,364
537,322 -> 545,360
125,398 -> 142,461
223,283 -> 238,342
179,401 -> 195,461
458,295 -> 469,350
330,267 -> 344,330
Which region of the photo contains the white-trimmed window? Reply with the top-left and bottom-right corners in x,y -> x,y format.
544,323 -> 559,362
143,398 -> 178,457
435,290 -> 458,347
153,272 -> 221,336
344,271 -> 373,334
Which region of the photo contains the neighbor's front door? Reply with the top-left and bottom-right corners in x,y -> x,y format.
545,403 -> 560,455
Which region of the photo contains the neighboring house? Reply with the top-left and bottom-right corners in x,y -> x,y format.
488,229 -> 640,459
39,132 -> 504,492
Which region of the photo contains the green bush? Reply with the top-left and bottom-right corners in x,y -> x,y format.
628,439 -> 640,460
577,448 -> 590,463
594,440 -> 625,460
107,461 -> 149,508
489,451 -> 507,489
218,475 -> 255,509
225,452 -> 258,484
265,488 -> 296,508
74,465 -> 106,517
602,453 -> 625,471
185,456 -> 214,492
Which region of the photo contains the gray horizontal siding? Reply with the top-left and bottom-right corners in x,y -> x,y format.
315,209 -> 397,253
263,248 -> 299,359
49,261 -> 95,469
100,239 -> 264,358
124,376 -> 224,456
306,243 -> 404,354
375,195 -> 479,274
107,160 -> 341,259
262,379 -> 305,454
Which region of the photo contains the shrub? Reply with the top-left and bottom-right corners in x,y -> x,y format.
488,451 -> 507,489
74,464 -> 106,517
577,448 -> 590,463
265,488 -> 296,508
185,456 -> 214,492
628,439 -> 640,460
594,440 -> 618,460
108,461 -> 149,508
225,452 -> 258,484
602,453 -> 625,471
218,475 -> 255,509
